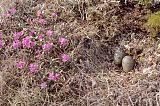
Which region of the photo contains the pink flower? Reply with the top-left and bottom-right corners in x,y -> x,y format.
40,82 -> 47,89
13,40 -> 21,49
13,31 -> 23,40
3,13 -> 11,18
62,54 -> 70,62
46,30 -> 54,37
0,40 -> 4,48
42,43 -> 52,51
38,34 -> 44,40
52,12 -> 57,17
8,8 -> 16,15
31,42 -> 36,47
32,18 -> 37,23
38,18 -> 47,25
29,30 -> 36,36
22,36 -> 32,48
35,50 -> 42,59
58,37 -> 68,46
35,50 -> 41,55
16,60 -> 25,69
36,10 -> 42,17
48,72 -> 59,81
29,63 -> 39,73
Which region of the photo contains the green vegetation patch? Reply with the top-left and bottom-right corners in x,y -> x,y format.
147,11 -> 160,37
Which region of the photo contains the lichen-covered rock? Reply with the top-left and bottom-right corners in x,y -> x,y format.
122,56 -> 135,72
114,48 -> 125,65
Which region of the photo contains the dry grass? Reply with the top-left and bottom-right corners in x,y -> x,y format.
0,0 -> 160,106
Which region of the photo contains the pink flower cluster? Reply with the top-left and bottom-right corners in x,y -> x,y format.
8,9 -> 75,90
38,34 -> 44,41
8,8 -> 16,15
13,40 -> 21,49
40,72 -> 60,89
13,31 -> 23,49
13,31 -> 23,40
29,63 -> 39,73
58,37 -> 70,62
61,54 -> 70,62
29,30 -> 36,36
12,31 -> 24,49
48,72 -> 59,81
46,30 -> 54,37
59,37 -> 68,46
16,60 -> 25,69
16,61 -> 39,74
22,36 -> 36,48
3,7 -> 16,18
36,10 -> 43,17
12,30 -> 37,49
52,12 -> 57,17
42,43 -> 53,51
40,82 -> 47,89
38,18 -> 47,25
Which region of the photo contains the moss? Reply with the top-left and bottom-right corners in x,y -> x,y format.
138,0 -> 152,5
147,11 -> 160,37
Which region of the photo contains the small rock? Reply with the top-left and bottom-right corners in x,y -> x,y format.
122,56 -> 135,72
114,48 -> 125,65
